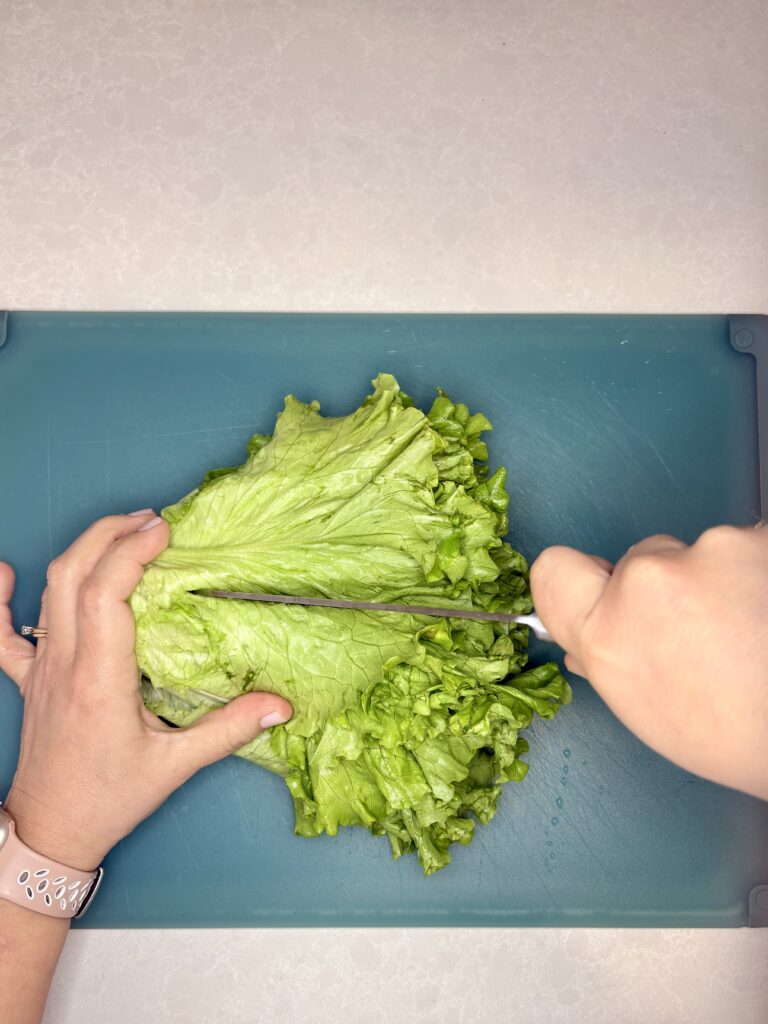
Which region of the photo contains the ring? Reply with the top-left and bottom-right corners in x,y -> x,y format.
21,625 -> 48,639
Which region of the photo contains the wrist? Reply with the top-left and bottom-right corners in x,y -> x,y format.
3,792 -> 106,872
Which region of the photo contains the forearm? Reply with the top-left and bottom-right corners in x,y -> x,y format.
0,900 -> 69,1024
0,794 -> 100,1024
0,516 -> 292,1024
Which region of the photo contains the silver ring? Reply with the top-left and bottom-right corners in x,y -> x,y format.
21,625 -> 48,639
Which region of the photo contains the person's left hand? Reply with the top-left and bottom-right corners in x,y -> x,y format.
0,510 -> 293,870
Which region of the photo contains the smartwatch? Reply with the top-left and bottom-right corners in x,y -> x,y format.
0,806 -> 103,919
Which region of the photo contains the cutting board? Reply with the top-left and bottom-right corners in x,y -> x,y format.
1,312 -> 767,928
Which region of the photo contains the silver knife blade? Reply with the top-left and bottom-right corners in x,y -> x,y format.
197,590 -> 553,642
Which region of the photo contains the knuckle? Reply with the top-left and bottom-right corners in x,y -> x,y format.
697,524 -> 742,550
645,532 -> 679,545
620,552 -> 676,591
92,514 -> 126,531
220,705 -> 247,752
79,515 -> 128,548
45,556 -> 70,586
82,515 -> 127,546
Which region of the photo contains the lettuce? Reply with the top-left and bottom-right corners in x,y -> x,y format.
131,374 -> 570,873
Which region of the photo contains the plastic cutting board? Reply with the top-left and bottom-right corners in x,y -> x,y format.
1,311 -> 767,928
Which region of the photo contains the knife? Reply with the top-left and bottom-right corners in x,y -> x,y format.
198,590 -> 554,642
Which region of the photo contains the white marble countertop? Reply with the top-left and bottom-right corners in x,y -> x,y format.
2,1 -> 767,1021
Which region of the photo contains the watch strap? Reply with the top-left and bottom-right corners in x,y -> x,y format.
0,809 -> 102,919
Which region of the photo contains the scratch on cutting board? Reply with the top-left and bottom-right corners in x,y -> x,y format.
231,771 -> 253,834
570,817 -> 615,879
589,383 -> 694,510
104,438 -> 111,504
473,829 -> 506,879
384,339 -> 444,357
600,748 -> 638,782
46,416 -> 53,558
594,388 -> 697,515
63,425 -> 255,445
582,798 -> 645,868
502,807 -> 559,910
642,432 -> 677,484
641,432 -> 693,512
620,490 -> 643,533
217,370 -> 260,390
168,805 -> 202,871
481,380 -> 513,409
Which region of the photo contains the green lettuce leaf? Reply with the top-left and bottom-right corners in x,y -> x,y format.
131,374 -> 570,873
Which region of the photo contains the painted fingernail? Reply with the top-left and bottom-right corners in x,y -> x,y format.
137,516 -> 163,532
259,710 -> 290,729
128,508 -> 154,517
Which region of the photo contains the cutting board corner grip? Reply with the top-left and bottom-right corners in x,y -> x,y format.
729,313 -> 768,520
748,884 -> 768,927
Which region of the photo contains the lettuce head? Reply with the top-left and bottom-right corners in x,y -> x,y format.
131,374 -> 570,873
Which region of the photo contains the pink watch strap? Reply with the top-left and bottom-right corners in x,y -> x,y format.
0,809 -> 102,919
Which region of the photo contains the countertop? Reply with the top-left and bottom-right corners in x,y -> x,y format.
1,1 -> 767,1021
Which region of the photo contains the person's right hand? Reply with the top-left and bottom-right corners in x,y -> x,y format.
531,525 -> 768,800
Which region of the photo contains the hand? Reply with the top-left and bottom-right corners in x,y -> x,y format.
531,525 -> 768,801
0,511 -> 293,870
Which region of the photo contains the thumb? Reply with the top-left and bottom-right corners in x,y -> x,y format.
178,692 -> 293,772
530,546 -> 612,661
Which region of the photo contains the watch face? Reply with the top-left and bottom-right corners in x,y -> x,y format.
0,809 -> 10,851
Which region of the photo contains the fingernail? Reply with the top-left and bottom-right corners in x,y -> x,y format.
259,710 -> 290,729
127,508 -> 154,517
137,516 -> 163,532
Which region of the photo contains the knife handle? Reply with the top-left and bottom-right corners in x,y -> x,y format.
514,613 -> 554,643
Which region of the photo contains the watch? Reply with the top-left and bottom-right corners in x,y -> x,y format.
0,807 -> 103,919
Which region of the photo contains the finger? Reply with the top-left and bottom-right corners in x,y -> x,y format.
37,587 -> 49,630
175,692 -> 293,774
530,546 -> 612,657
28,587 -> 50,653
0,562 -> 36,689
45,511 -> 158,653
76,516 -> 170,675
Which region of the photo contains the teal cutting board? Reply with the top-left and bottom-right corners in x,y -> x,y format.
1,312 -> 767,928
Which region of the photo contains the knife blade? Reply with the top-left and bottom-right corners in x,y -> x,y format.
197,590 -> 553,642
